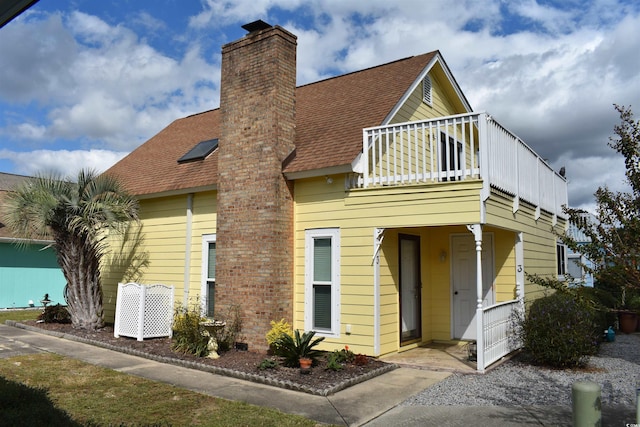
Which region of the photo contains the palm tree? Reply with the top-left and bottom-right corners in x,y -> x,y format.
2,169 -> 139,329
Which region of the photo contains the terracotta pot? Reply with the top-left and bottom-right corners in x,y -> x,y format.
618,311 -> 638,334
299,357 -> 312,370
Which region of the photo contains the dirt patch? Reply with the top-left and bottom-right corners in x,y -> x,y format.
20,321 -> 395,395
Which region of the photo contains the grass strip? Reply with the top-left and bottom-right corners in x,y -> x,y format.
0,352 -> 319,426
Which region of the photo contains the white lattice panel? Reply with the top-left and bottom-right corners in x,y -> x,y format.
114,282 -> 174,341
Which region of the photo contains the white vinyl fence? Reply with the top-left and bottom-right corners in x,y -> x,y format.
114,282 -> 174,341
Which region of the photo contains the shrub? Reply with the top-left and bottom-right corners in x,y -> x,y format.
37,304 -> 71,324
333,346 -> 355,364
273,330 -> 325,367
519,292 -> 600,368
171,305 -> 209,357
326,352 -> 344,371
258,358 -> 278,370
265,319 -> 293,352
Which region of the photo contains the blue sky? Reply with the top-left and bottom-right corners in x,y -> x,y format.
1,0 -> 639,211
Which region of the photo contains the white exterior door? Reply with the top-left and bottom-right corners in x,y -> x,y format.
451,234 -> 494,340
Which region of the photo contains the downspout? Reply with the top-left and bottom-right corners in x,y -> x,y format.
183,193 -> 194,307
467,223 -> 484,372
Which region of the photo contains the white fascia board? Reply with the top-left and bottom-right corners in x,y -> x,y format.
381,52 -> 473,125
135,185 -> 217,200
284,164 -> 353,180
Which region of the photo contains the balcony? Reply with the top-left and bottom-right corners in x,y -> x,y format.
350,112 -> 567,220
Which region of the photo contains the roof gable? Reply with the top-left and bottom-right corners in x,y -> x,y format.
106,50 -> 474,196
383,53 -> 472,125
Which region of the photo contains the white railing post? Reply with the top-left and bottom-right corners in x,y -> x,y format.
467,223 -> 485,372
362,129 -> 369,188
478,113 -> 491,202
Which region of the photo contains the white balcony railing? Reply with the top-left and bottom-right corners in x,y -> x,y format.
480,299 -> 522,370
353,113 -> 567,219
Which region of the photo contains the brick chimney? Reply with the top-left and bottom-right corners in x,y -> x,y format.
216,21 -> 296,351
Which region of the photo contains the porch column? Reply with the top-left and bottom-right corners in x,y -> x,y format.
372,228 -> 385,356
467,224 -> 484,372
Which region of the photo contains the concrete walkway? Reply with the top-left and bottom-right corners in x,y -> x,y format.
1,323 -> 635,426
0,323 -> 449,426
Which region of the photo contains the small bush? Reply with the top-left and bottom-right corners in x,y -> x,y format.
273,330 -> 325,367
334,346 -> 355,363
172,306 -> 209,357
258,358 -> 278,370
265,319 -> 293,352
520,292 -> 600,368
326,352 -> 344,371
37,304 -> 71,324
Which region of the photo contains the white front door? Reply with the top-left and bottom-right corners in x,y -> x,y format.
451,234 -> 494,340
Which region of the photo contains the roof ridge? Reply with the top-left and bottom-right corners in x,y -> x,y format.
182,108 -> 220,120
296,51 -> 436,89
0,171 -> 32,178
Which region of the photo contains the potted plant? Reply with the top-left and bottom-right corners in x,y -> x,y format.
273,329 -> 325,369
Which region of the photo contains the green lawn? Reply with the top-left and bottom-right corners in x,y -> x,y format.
0,353 -> 320,427
0,308 -> 40,324
0,309 -> 324,426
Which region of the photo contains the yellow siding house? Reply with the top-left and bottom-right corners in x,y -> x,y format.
105,21 -> 567,372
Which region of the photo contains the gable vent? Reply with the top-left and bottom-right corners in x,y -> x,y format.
423,75 -> 432,106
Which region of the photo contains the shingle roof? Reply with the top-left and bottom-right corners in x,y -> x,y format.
106,51 -> 438,196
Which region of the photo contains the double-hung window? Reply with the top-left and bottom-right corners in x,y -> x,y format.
305,228 -> 340,336
201,234 -> 216,317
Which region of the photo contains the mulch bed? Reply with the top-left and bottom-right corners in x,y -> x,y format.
17,321 -> 396,396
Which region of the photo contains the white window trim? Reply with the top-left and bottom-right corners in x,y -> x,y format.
201,234 -> 216,317
304,228 -> 340,337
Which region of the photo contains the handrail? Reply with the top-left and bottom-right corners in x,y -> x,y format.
358,113 -> 567,219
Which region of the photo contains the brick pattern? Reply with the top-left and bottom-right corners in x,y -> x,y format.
216,26 -> 297,351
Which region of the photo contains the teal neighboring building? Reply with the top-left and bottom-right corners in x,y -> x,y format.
0,173 -> 66,308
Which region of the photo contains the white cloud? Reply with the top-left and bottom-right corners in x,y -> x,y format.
0,10 -> 220,153
552,153 -> 630,212
1,0 -> 639,212
0,149 -> 128,176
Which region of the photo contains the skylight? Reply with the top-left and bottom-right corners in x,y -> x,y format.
178,138 -> 218,163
